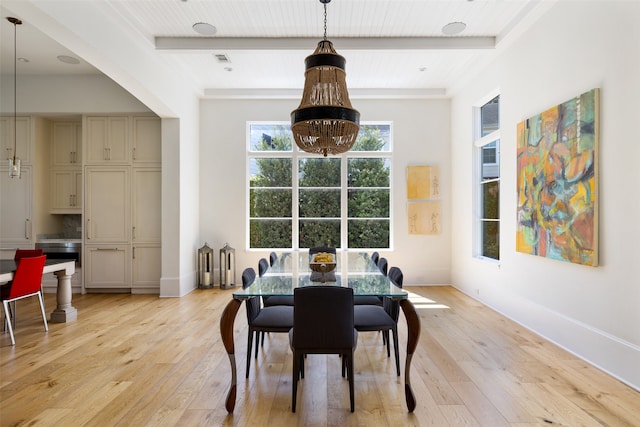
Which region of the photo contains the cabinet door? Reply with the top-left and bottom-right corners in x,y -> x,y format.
132,168 -> 161,243
50,170 -> 82,213
1,117 -> 32,164
84,245 -> 130,288
85,117 -> 128,164
132,244 -> 161,292
85,167 -> 129,242
0,166 -> 33,244
52,121 -> 81,166
132,117 -> 161,164
107,117 -> 129,163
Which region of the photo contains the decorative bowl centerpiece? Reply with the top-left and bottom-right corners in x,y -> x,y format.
309,252 -> 336,273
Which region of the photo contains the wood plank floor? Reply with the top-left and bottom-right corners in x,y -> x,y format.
1,286 -> 638,426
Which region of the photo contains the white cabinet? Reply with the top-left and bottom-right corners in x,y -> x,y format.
83,115 -> 161,292
84,245 -> 130,289
51,121 -> 82,166
132,117 -> 161,164
85,116 -> 129,164
131,168 -> 161,293
85,167 -> 130,243
132,244 -> 161,293
0,166 -> 33,245
0,117 -> 32,164
132,168 -> 161,243
50,170 -> 82,213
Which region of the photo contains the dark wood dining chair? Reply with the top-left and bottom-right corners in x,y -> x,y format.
376,257 -> 388,276
257,258 -> 269,277
353,265 -> 403,376
370,251 -> 380,265
242,267 -> 293,378
289,286 -> 357,413
1,255 -> 48,345
269,251 -> 278,267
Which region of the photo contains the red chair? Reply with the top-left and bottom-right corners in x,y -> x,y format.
14,249 -> 44,261
1,255 -> 48,345
4,249 -> 45,329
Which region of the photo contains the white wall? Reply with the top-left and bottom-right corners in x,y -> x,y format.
199,97 -> 452,285
450,1 -> 640,390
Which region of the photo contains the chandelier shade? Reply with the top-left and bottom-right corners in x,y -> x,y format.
291,3 -> 360,157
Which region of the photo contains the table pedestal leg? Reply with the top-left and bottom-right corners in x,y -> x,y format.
400,299 -> 420,412
49,271 -> 78,323
220,298 -> 241,413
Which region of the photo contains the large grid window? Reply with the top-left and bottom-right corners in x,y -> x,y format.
475,95 -> 500,260
248,122 -> 391,250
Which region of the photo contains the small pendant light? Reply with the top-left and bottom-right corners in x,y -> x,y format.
7,17 -> 22,178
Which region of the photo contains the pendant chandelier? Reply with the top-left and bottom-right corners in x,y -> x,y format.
7,17 -> 22,178
291,0 -> 360,157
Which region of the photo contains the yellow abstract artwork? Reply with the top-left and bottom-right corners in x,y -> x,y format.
407,166 -> 440,200
408,201 -> 441,235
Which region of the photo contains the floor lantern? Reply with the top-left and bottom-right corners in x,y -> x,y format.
219,243 -> 236,289
197,242 -> 214,289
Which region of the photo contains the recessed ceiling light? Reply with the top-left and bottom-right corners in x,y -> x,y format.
419,67 -> 427,72
57,55 -> 80,64
224,67 -> 233,72
193,22 -> 217,36
442,22 -> 467,36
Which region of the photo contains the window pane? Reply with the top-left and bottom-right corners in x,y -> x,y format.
348,219 -> 390,248
348,158 -> 390,187
299,189 -> 340,217
348,189 -> 389,217
351,124 -> 391,152
249,124 -> 292,151
481,181 -> 499,220
299,219 -> 340,249
249,189 -> 292,217
482,221 -> 500,259
299,158 -> 341,187
480,96 -> 499,137
250,219 -> 292,248
250,158 -> 292,187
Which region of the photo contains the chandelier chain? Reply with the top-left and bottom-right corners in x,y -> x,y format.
323,3 -> 327,40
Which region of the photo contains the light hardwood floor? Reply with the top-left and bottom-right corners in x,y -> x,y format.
1,286 -> 638,426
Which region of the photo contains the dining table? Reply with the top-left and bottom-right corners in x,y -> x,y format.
0,258 -> 78,323
219,251 -> 420,413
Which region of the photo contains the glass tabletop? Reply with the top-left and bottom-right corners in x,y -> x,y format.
233,251 -> 407,299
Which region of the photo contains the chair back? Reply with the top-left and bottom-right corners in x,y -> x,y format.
242,267 -> 261,323
309,246 -> 336,256
14,249 -> 44,261
242,267 -> 256,290
370,251 -> 380,265
292,286 -> 355,350
387,266 -> 403,288
5,255 -> 47,300
258,258 -> 269,277
377,257 -> 388,276
269,251 -> 278,266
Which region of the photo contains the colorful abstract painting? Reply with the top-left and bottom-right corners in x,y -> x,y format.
516,88 -> 599,266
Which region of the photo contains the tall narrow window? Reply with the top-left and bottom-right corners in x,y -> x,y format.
475,95 -> 500,260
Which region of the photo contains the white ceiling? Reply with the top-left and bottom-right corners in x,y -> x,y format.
1,0 -> 545,95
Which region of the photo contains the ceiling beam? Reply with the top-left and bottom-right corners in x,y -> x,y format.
155,36 -> 495,52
